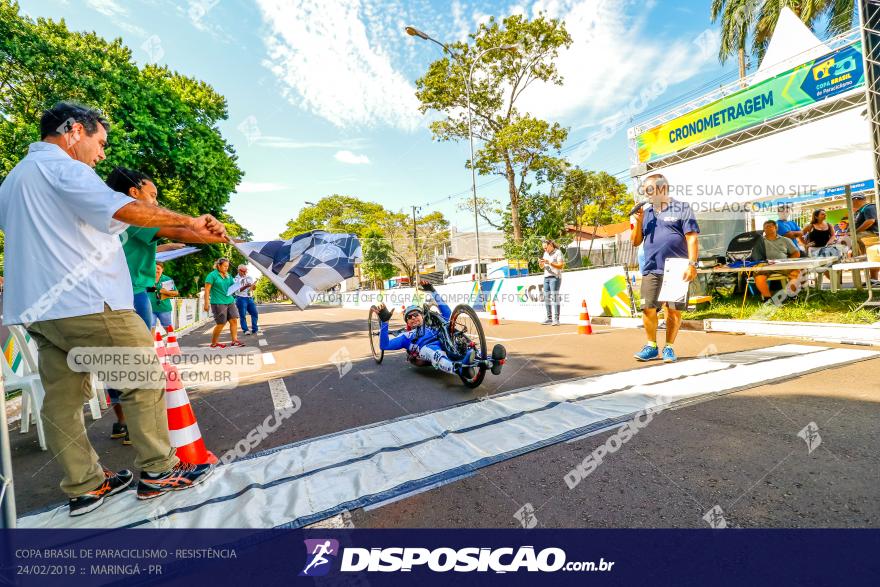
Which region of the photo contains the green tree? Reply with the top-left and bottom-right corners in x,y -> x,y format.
376,210 -> 450,282
415,14 -> 572,245
280,194 -> 385,239
253,276 -> 279,303
360,228 -> 397,288
0,1 -> 244,295
711,0 -> 857,80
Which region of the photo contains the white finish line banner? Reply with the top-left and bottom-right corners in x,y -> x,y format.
18,345 -> 877,529
343,266 -> 634,321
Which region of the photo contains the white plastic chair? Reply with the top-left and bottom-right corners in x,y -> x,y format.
1,350 -> 47,450
8,325 -> 105,419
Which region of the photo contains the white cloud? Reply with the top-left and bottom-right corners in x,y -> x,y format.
255,0 -> 423,131
85,0 -> 127,17
254,136 -> 368,150
235,181 -> 288,193
334,150 -> 371,165
518,0 -> 716,125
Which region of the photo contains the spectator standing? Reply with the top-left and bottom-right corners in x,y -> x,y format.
204,257 -> 242,348
151,262 -> 178,334
630,173 -> 699,363
0,102 -> 220,515
853,194 -> 879,284
539,238 -> 564,325
233,264 -> 261,335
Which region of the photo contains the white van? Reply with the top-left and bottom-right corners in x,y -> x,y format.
444,260 -> 488,284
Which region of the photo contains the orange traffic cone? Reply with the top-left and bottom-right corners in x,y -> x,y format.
154,330 -> 167,364
163,362 -> 217,464
165,325 -> 181,357
489,300 -> 500,325
578,300 -> 593,335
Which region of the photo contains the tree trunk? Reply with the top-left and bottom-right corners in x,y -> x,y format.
738,47 -> 746,84
504,155 -> 522,244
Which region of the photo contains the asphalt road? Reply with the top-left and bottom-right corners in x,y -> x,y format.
8,303 -> 880,528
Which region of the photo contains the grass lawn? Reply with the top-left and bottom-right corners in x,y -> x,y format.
682,290 -> 880,324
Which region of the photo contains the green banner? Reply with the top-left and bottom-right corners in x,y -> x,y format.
636,41 -> 865,163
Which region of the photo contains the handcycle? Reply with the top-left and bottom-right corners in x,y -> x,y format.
367,298 -> 500,389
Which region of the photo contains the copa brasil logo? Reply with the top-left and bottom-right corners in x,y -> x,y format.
299,538 -> 339,576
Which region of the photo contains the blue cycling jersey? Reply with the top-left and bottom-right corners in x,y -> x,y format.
379,292 -> 452,353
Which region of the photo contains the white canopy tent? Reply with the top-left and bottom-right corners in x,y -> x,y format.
658,106 -> 872,206
751,7 -> 831,84
630,9 -> 873,255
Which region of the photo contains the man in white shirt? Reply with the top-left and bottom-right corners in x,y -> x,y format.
539,238 -> 564,325
232,264 -> 261,335
0,102 -> 225,515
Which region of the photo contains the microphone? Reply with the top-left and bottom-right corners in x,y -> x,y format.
628,201 -> 648,217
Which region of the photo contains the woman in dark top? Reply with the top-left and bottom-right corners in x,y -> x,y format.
802,209 -> 836,251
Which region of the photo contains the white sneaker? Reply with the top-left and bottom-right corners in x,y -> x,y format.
243,331 -> 252,336
255,329 -> 264,335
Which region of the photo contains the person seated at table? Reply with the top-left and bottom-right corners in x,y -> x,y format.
802,209 -> 838,254
776,205 -> 806,252
750,220 -> 801,301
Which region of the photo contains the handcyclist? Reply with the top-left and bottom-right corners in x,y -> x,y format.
376,281 -> 507,378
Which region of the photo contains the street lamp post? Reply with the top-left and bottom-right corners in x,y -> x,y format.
406,26 -> 517,281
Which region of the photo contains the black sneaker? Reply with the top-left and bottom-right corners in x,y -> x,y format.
69,468 -> 133,517
491,344 -> 507,375
110,422 -> 128,439
137,462 -> 215,500
122,430 -> 132,446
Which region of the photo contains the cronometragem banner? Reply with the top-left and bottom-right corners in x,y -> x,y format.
636,42 -> 865,163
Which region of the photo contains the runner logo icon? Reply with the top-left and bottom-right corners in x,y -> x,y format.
300,539 -> 339,576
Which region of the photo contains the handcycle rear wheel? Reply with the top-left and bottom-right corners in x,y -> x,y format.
368,305 -> 384,364
449,304 -> 488,388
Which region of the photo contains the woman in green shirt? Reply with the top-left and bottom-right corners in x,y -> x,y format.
204,257 -> 242,348
150,262 -> 178,335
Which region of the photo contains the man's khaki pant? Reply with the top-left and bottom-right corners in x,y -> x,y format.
26,306 -> 178,497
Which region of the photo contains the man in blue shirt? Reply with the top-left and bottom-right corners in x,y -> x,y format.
630,174 -> 700,363
853,194 -> 879,283
776,205 -> 806,252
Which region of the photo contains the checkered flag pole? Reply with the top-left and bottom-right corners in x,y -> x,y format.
233,231 -> 362,310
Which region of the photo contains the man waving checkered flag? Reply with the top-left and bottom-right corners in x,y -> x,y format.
234,231 -> 362,309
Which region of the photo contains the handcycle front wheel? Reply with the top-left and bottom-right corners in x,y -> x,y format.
449,304 -> 488,388
368,305 -> 384,364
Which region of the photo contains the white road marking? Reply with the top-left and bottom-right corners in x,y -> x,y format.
305,511 -> 354,528
268,378 -> 293,410
262,352 -> 276,365
258,338 -> 268,347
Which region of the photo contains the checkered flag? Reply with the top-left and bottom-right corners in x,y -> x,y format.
234,231 -> 362,309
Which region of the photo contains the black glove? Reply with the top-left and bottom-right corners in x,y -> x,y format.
377,305 -> 393,323
419,280 -> 435,292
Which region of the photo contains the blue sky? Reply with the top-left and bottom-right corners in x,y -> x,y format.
21,0 -> 740,240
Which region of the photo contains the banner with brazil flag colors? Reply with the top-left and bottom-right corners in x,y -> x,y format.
636,41 -> 865,163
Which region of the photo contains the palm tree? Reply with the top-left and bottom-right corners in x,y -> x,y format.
712,0 -> 858,81
753,0 -> 856,62
711,0 -> 761,80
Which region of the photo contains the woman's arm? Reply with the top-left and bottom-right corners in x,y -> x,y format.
203,283 -> 212,310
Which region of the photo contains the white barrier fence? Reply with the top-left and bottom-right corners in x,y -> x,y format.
170,293 -> 209,332
341,266 -> 635,323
